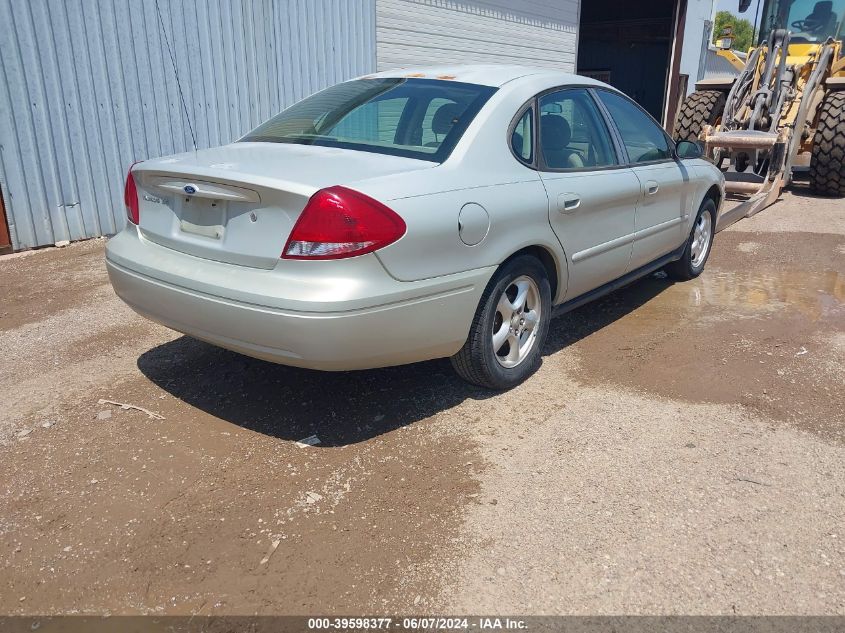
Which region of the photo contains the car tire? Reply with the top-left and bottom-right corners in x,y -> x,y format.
673,90 -> 726,142
665,198 -> 717,281
451,255 -> 552,390
808,91 -> 845,197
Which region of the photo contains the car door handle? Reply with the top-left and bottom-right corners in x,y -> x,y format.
557,193 -> 581,214
645,180 -> 659,196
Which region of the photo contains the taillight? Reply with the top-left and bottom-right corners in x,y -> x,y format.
282,186 -> 406,260
124,164 -> 140,225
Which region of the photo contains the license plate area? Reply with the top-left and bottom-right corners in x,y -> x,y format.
179,198 -> 226,240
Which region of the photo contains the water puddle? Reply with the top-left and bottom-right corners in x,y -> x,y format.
602,268 -> 845,336
680,269 -> 844,322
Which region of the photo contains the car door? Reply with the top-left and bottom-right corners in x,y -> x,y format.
596,90 -> 691,272
535,88 -> 642,301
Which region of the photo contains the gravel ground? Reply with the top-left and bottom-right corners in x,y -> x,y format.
0,187 -> 843,615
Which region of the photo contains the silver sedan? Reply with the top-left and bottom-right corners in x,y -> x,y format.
106,65 -> 724,389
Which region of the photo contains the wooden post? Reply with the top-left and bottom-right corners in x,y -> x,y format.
664,0 -> 689,131
0,184 -> 11,255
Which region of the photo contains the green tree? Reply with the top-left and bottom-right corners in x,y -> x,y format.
713,10 -> 755,51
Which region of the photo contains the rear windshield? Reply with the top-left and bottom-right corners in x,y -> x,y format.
240,78 -> 497,163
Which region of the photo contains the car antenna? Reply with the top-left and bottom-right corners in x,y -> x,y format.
155,0 -> 198,152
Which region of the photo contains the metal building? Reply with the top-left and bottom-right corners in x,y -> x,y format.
0,0 -> 703,251
0,0 -> 376,251
376,0 -> 579,71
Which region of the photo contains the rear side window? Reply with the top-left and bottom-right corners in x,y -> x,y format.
597,90 -> 672,164
538,88 -> 617,170
241,78 -> 496,163
511,108 -> 533,163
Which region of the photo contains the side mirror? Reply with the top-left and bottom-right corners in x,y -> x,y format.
676,140 -> 704,159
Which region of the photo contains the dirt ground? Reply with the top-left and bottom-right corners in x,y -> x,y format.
1,186 -> 843,615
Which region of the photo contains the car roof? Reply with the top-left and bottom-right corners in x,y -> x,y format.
361,64 -> 608,89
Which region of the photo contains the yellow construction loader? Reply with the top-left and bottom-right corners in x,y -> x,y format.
674,0 -> 845,228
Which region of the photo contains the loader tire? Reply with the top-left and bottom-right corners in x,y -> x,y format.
673,90 -> 726,142
809,91 -> 845,197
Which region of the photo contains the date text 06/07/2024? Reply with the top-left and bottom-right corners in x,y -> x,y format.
307,617 -> 528,630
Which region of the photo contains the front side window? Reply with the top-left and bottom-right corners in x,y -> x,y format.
241,78 -> 496,163
597,90 -> 672,164
537,89 -> 617,170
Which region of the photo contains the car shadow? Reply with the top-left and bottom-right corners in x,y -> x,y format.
137,338 -> 493,447
137,273 -> 673,446
543,272 -> 673,355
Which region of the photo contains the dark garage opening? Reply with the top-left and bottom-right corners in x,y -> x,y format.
578,0 -> 680,125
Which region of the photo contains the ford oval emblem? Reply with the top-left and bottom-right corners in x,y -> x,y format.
183,185 -> 197,195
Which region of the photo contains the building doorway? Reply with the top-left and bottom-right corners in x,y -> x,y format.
578,0 -> 683,126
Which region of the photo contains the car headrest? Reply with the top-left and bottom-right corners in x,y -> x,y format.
540,115 -> 572,150
431,103 -> 462,136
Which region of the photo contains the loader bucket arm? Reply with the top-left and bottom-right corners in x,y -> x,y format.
697,16 -> 842,230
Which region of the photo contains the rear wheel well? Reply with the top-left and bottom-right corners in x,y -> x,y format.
502,246 -> 559,300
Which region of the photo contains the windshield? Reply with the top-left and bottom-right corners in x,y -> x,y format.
240,78 -> 497,163
758,0 -> 845,42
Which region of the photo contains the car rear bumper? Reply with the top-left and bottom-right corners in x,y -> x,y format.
105,226 -> 494,370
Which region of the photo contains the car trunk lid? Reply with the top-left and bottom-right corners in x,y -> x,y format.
133,142 -> 434,269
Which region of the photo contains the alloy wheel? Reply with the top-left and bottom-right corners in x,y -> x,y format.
691,210 -> 713,268
492,276 -> 542,368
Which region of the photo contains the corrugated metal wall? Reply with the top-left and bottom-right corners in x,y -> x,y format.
376,0 -> 580,72
0,0 -> 376,250
702,46 -> 743,81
